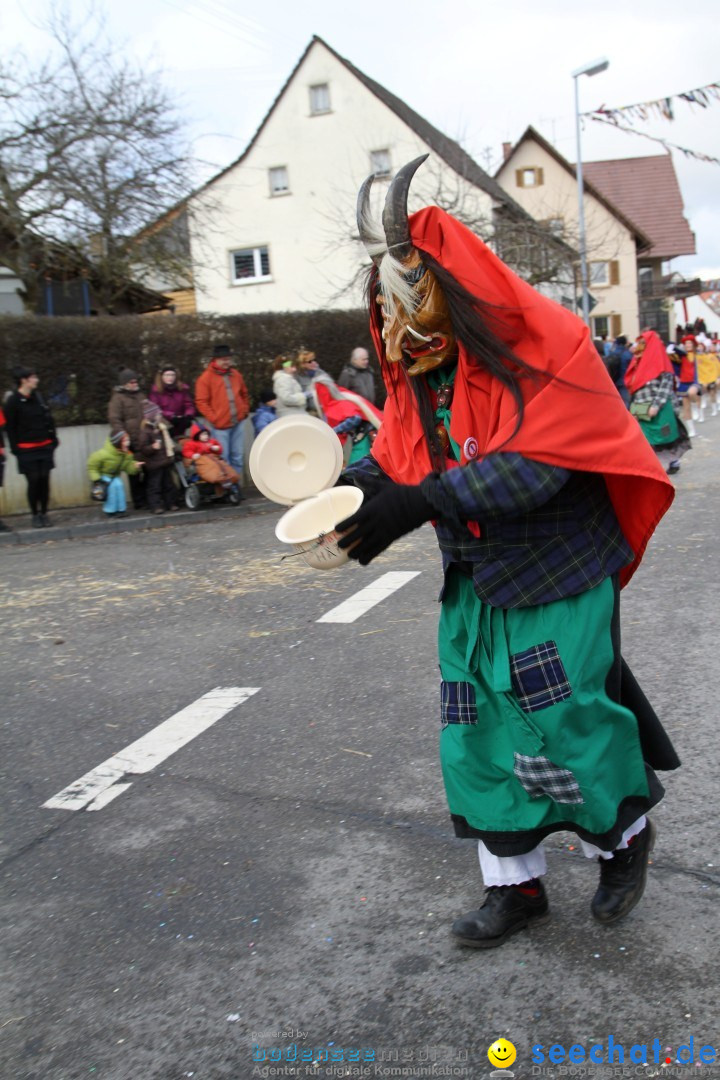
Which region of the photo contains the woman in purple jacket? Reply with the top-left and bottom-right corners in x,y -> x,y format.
148,366 -> 196,437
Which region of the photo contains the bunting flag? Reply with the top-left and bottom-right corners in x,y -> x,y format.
584,81 -> 720,125
588,114 -> 720,166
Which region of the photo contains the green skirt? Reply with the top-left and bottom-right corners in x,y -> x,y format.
639,399 -> 680,448
438,573 -> 664,855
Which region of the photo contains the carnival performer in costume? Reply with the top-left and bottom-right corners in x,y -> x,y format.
336,156 -> 680,948
675,336 -> 701,436
625,330 -> 690,475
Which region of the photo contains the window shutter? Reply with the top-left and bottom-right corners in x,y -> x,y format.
516,169 -> 525,188
610,260 -> 620,285
611,314 -> 622,338
537,167 -> 544,186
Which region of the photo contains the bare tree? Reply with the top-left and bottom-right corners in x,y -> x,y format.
0,6 -> 194,312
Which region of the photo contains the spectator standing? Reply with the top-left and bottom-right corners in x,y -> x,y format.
272,355 -> 307,417
194,344 -> 249,485
4,366 -> 58,528
338,347 -> 376,404
148,366 -> 196,437
108,368 -> 147,509
252,390 -> 278,436
608,336 -> 633,407
87,430 -> 140,517
0,405 -> 10,532
138,402 -> 177,514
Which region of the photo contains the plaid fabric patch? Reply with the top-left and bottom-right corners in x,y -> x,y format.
510,640 -> 572,712
513,753 -> 584,804
440,680 -> 477,728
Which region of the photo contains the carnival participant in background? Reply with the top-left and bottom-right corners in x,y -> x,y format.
675,336 -> 701,436
4,366 -> 58,528
312,378 -> 382,466
624,331 -> 690,475
695,339 -> 720,420
336,156 -> 679,947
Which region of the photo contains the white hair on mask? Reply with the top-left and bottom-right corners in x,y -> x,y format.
359,199 -> 420,320
377,251 -> 420,321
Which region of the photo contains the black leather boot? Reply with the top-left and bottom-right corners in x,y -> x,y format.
452,882 -> 550,948
591,818 -> 656,924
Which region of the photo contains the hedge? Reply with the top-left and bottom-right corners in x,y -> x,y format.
0,310 -> 379,425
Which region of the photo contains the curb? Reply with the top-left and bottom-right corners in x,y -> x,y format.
0,498 -> 268,547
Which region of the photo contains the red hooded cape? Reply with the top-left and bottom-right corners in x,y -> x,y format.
625,330 -> 674,393
370,207 -> 674,588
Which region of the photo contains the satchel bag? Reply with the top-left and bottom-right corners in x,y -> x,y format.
630,401 -> 653,422
91,479 -> 109,502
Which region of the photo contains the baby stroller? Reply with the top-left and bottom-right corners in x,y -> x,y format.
173,451 -> 243,510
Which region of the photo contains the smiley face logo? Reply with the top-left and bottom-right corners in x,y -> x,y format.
488,1039 -> 517,1069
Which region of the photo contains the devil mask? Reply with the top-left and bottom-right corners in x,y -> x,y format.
357,155 -> 456,377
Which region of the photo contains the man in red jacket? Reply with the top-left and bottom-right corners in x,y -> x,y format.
194,344 -> 249,489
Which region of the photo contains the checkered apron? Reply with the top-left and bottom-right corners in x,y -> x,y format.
438,572 -> 650,843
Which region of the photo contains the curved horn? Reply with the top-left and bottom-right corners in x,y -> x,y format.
382,154 -> 429,260
356,173 -> 382,267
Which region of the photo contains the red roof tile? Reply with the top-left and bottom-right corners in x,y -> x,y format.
583,154 -> 695,260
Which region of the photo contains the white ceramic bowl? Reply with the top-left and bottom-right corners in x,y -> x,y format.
275,487 -> 364,570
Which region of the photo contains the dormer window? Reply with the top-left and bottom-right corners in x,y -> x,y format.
370,149 -> 391,177
516,167 -> 544,188
269,166 -> 290,196
309,83 -> 330,115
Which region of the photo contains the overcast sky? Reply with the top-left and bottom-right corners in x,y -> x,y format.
3,0 -> 719,278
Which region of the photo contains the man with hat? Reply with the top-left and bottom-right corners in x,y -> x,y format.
194,345 -> 249,490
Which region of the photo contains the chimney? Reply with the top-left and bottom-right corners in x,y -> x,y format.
502,142 -> 513,162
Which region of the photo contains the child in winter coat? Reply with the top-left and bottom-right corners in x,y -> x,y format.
252,390 -> 278,436
138,401 -> 177,514
182,422 -> 241,493
87,430 -> 141,516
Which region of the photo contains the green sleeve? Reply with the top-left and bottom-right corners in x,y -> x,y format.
87,449 -> 104,481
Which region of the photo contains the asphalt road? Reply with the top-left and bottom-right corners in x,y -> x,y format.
2,419 -> 720,1080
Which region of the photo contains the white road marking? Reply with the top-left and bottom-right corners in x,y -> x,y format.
316,571 -> 421,624
42,687 -> 260,812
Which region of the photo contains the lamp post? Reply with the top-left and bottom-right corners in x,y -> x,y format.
572,57 -> 609,327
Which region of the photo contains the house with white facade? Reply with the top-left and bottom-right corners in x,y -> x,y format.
495,127 -> 651,341
185,36 -> 532,315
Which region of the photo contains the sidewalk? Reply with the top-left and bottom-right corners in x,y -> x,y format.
0,490 -> 267,547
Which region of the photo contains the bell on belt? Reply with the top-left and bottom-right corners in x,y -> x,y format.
435,423 -> 450,454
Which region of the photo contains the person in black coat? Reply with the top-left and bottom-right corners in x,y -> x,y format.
0,404 -> 11,532
4,365 -> 58,527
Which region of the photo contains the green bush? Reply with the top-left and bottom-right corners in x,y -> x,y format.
0,309 -> 379,424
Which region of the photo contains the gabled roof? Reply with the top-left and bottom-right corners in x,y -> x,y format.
495,125 -> 652,251
196,35 -> 527,218
582,155 -> 696,260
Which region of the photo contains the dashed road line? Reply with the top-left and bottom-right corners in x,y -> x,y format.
316,571 -> 421,624
42,686 -> 260,812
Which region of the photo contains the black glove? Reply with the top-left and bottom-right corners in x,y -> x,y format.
336,482 -> 434,565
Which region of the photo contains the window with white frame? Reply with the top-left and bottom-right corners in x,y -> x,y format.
309,83 -> 330,115
592,315 -> 609,338
231,246 -> 271,284
590,261 -> 610,286
370,149 -> 391,177
268,166 -> 289,196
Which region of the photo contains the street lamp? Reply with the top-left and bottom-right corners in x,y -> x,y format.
573,57 -> 609,327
